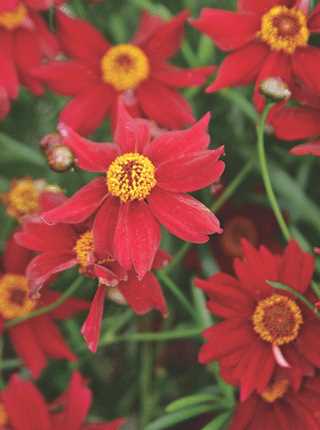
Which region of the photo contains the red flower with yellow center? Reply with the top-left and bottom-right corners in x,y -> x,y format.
0,0 -> 59,118
191,0 -> 320,110
0,372 -> 125,430
196,240 -> 320,401
32,10 -> 215,135
229,376 -> 320,429
39,103 -> 224,280
0,234 -> 88,378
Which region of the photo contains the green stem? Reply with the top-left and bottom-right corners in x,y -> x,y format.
219,89 -> 258,123
157,271 -> 197,321
164,158 -> 254,273
5,277 -> 86,329
256,105 -> 291,241
104,328 -> 201,344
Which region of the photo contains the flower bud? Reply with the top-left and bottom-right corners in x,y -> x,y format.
260,77 -> 291,101
40,132 -> 63,153
46,144 -> 74,172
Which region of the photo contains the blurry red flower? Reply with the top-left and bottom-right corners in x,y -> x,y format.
0,177 -> 65,221
270,83 -> 320,156
0,372 -> 125,429
0,0 -> 59,117
16,211 -> 169,352
32,10 -> 215,135
192,0 -> 320,110
0,234 -> 88,378
40,104 -> 224,280
196,240 -> 320,401
230,376 -> 320,430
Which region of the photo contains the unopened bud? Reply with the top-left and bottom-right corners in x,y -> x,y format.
260,77 -> 291,101
40,132 -> 63,153
47,144 -> 74,172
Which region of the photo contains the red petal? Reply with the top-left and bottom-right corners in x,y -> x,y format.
84,418 -> 126,430
237,0 -> 286,14
39,189 -> 67,211
144,113 -> 210,164
290,141 -> 320,156
42,290 -> 89,320
113,204 -> 131,271
137,79 -> 194,129
156,147 -> 225,193
3,375 -> 51,430
30,13 -> 59,58
9,323 -> 47,379
148,188 -> 222,243
93,196 -> 120,258
81,285 -> 106,353
308,3 -> 320,32
42,177 -> 106,224
293,46 -> 320,94
152,249 -> 171,270
119,272 -> 167,316
58,123 -> 118,172
152,64 -> 215,87
32,61 -> 100,96
132,11 -> 164,45
3,233 -> 33,274
207,41 -> 269,92
57,11 -> 110,67
191,9 -> 260,51
0,32 -> 18,98
142,10 -> 188,61
60,84 -> 115,136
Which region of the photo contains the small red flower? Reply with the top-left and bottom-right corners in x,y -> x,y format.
192,0 -> 320,110
229,376 -> 320,430
40,103 -> 225,280
270,83 -> 320,156
0,234 -> 88,378
0,0 -> 59,117
196,240 -> 320,401
32,10 -> 215,135
0,372 -> 125,430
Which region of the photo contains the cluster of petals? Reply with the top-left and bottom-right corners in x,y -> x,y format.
0,372 -> 125,430
196,240 -> 320,401
0,234 -> 88,378
32,9 -> 215,135
40,103 -> 224,281
0,0 -> 60,118
191,0 -> 320,110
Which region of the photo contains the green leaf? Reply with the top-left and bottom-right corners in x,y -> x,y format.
0,133 -> 44,166
166,393 -> 217,413
201,411 -> 232,430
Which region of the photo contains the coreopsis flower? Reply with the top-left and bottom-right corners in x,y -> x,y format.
0,0 -> 59,118
0,372 -> 125,429
1,177 -> 64,221
229,376 -> 320,429
16,211 -> 169,352
196,240 -> 320,401
270,83 -> 320,156
32,10 -> 215,135
191,0 -> 320,110
40,104 -> 225,280
0,234 -> 88,378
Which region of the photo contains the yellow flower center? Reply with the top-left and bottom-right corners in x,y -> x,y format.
0,3 -> 27,30
252,294 -> 303,346
261,379 -> 289,403
0,274 -> 36,320
107,153 -> 156,202
101,44 -> 150,91
74,231 -> 94,269
258,6 -> 309,54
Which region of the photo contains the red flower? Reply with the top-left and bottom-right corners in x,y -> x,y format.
196,240 -> 320,401
0,234 -> 88,378
0,372 -> 125,430
0,0 -> 59,117
32,10 -> 215,135
270,83 -> 320,156
40,103 -> 224,280
0,177 -> 65,221
192,0 -> 320,110
229,376 -> 320,430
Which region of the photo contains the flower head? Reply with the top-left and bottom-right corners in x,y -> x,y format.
196,240 -> 320,400
32,10 -> 215,135
191,0 -> 320,110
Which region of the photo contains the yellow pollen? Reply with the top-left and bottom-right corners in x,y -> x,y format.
107,153 -> 156,202
261,379 -> 289,403
252,294 -> 303,346
0,3 -> 27,30
258,6 -> 309,54
101,44 -> 150,91
74,231 -> 94,269
0,274 -> 36,320
0,403 -> 8,426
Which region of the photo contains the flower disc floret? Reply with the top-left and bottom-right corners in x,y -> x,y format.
107,153 -> 156,202
258,6 -> 309,54
101,44 -> 150,91
0,3 -> 27,30
252,294 -> 303,345
74,231 -> 94,269
0,274 -> 36,319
